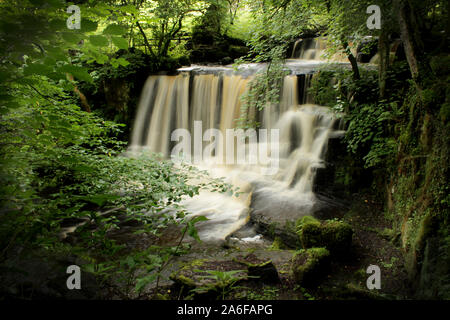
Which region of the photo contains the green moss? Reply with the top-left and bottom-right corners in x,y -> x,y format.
153,293 -> 169,300
267,223 -> 276,238
291,248 -> 330,286
172,274 -> 196,288
284,220 -> 297,234
353,268 -> 367,281
170,259 -> 207,289
189,259 -> 207,268
296,217 -> 353,255
439,102 -> 450,122
269,236 -> 286,250
296,215 -> 320,229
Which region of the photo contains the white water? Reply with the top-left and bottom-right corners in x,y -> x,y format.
290,37 -> 354,63
129,49 -> 345,242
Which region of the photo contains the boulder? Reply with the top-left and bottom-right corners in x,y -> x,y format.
249,188 -> 313,248
169,259 -> 248,299
291,248 -> 330,287
233,253 -> 280,284
296,216 -> 353,255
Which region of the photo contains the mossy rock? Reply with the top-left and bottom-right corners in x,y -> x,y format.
291,248 -> 330,287
322,283 -> 389,300
169,259 -> 208,290
152,293 -> 170,300
250,210 -> 301,248
169,259 -> 248,299
296,216 -> 353,255
233,253 -> 280,284
269,236 -> 287,250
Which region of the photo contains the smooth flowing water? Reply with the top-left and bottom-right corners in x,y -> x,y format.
129,41 -> 346,242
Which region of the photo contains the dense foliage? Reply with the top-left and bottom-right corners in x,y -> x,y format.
0,0 -> 238,298
237,0 -> 449,298
0,0 -> 448,299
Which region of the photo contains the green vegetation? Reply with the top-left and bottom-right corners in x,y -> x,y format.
237,0 -> 449,298
190,269 -> 248,299
0,0 -> 239,299
0,0 -> 448,300
291,248 -> 330,287
296,216 -> 354,255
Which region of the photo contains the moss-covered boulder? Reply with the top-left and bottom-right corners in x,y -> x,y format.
296,216 -> 353,255
291,248 -> 331,287
233,253 -> 280,284
169,259 -> 248,299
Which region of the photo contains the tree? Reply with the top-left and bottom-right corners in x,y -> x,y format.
0,0 -> 232,298
394,0 -> 434,92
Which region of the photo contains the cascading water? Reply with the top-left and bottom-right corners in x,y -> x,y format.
290,37 -> 354,63
291,38 -> 328,60
129,43 -> 345,242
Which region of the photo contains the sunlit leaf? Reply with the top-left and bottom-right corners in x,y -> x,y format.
103,24 -> 127,36
89,35 -> 109,47
111,36 -> 128,50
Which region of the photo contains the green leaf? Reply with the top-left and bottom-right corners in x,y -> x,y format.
117,57 -> 130,67
135,274 -> 157,292
46,45 -> 68,62
119,5 -> 139,14
187,224 -> 200,242
110,58 -> 129,69
73,164 -> 94,173
0,101 -> 20,110
80,20 -> 98,33
23,63 -> 53,76
77,194 -> 120,207
61,32 -> 81,44
126,256 -> 135,268
88,51 -> 109,64
58,65 -> 93,83
111,36 -> 128,50
190,216 -> 208,224
49,18 -> 66,31
103,24 -> 127,36
111,59 -> 119,68
89,35 -> 109,47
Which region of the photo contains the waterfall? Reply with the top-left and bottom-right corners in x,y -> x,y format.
129,65 -> 344,242
290,37 -> 352,63
291,38 -> 328,60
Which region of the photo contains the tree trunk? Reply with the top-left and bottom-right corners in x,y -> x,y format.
394,0 -> 432,91
342,40 -> 360,80
135,20 -> 157,59
66,73 -> 91,113
378,27 -> 391,99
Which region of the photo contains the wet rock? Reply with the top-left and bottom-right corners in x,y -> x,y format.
250,213 -> 300,248
233,253 -> 280,284
297,216 -> 353,255
291,248 -> 330,287
249,189 -> 312,248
